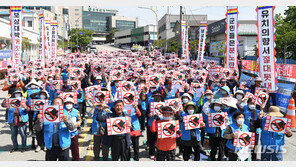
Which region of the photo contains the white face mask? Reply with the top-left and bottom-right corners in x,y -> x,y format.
40,95 -> 46,100
236,94 -> 243,100
48,78 -> 53,81
65,104 -> 73,110
182,98 -> 189,104
15,94 -> 21,98
237,118 -> 244,125
249,105 -> 256,110
214,106 -> 221,112
163,116 -> 171,121
31,85 -> 36,89
206,95 -> 211,100
188,110 -> 194,115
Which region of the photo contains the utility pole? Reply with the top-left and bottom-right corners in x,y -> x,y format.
179,6 -> 183,58
165,6 -> 170,52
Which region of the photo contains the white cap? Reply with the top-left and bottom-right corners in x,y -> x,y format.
64,97 -> 74,104
96,76 -> 102,80
181,93 -> 192,101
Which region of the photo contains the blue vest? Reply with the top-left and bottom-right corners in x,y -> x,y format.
123,108 -> 140,131
260,117 -> 285,148
244,106 -> 261,134
92,107 -> 107,135
180,111 -> 201,141
226,123 -> 249,151
77,90 -> 84,103
26,88 -> 41,106
204,109 -> 218,134
8,107 -> 28,123
67,108 -> 79,136
61,72 -> 69,82
43,110 -> 71,149
164,86 -> 177,100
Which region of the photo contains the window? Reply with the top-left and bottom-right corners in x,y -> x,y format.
116,20 -> 136,31
75,9 -> 79,11
170,22 -> 176,29
75,13 -> 79,15
27,21 -> 32,27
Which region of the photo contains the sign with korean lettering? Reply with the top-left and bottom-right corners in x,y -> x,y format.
10,6 -> 23,67
257,6 -> 277,92
184,113 -> 203,130
207,112 -> 229,128
233,131 -> 255,148
225,6 -> 238,71
106,116 -> 130,135
92,90 -> 110,104
5,97 -> 25,108
157,120 -> 180,139
40,105 -> 64,123
39,11 -> 46,65
44,19 -> 51,60
264,116 -> 291,134
51,21 -> 58,58
181,21 -> 187,59
150,102 -> 165,116
197,21 -> 207,62
30,99 -> 49,111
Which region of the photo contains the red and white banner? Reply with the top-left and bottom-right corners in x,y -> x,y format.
276,63 -> 296,82
181,21 -> 187,60
44,19 -> 51,60
164,98 -> 182,112
119,81 -> 135,92
85,85 -> 101,98
256,6 -> 277,92
30,99 -> 49,111
118,91 -> 139,106
207,112 -> 229,128
110,70 -> 124,80
69,68 -> 83,78
51,20 -> 58,58
208,67 -> 223,81
67,80 -> 81,90
233,131 -> 255,148
185,23 -> 190,62
197,21 -> 207,62
106,116 -> 130,135
225,6 -> 239,71
157,120 -> 180,139
92,90 -> 110,104
39,11 -> 46,65
264,116 -> 291,134
40,105 -> 64,123
61,92 -> 78,104
255,90 -> 269,108
150,102 -> 165,116
184,113 -> 203,130
50,80 -> 63,90
4,97 -> 25,108
10,6 -> 23,67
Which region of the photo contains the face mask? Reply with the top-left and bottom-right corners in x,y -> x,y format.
40,95 -> 46,99
31,85 -> 36,89
48,78 -> 53,81
115,83 -> 119,87
214,106 -> 221,112
249,105 -> 256,110
206,95 -> 211,100
65,104 -> 73,110
163,116 -> 171,121
188,110 -> 194,115
221,91 -> 227,95
236,94 -> 243,100
15,94 -> 21,98
182,98 -> 189,104
237,118 -> 244,125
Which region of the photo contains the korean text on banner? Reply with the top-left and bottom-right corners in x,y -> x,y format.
39,11 -> 46,65
197,21 -> 207,62
10,6 -> 23,67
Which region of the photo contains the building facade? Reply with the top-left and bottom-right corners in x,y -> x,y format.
114,25 -> 157,47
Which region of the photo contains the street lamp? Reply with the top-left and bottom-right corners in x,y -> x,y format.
138,6 -> 159,48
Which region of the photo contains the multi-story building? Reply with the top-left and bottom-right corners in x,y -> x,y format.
114,25 -> 157,47
68,6 -> 137,43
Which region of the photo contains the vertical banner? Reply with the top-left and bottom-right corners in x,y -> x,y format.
197,21 -> 207,62
44,19 -> 51,61
185,23 -> 190,62
256,6 -> 277,92
39,11 -> 46,64
225,6 -> 239,71
51,21 -> 58,59
10,6 -> 23,67
181,21 -> 186,60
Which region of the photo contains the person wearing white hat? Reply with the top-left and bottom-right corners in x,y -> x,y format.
181,93 -> 192,106
64,97 -> 81,161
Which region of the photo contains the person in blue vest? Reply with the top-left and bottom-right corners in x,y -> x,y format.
223,111 -> 249,161
64,97 -> 81,161
124,103 -> 141,161
1,88 -> 28,153
177,102 -> 206,161
162,79 -> 179,100
25,78 -> 42,149
30,90 -> 52,152
35,97 -> 75,161
244,98 -> 263,161
61,68 -> 69,83
234,90 -> 247,111
204,99 -> 228,161
256,106 -> 293,161
96,100 -> 132,161
89,102 -> 111,161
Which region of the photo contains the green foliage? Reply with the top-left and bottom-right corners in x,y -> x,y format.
168,41 -> 179,53
215,40 -> 226,57
58,41 -> 68,50
68,28 -> 93,51
152,40 -> 165,48
22,37 -> 31,51
106,27 -> 119,42
189,40 -> 198,55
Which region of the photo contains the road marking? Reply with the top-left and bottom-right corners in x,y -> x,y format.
78,117 -> 92,158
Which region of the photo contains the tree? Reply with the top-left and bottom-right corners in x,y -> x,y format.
58,41 -> 68,50
168,41 -> 179,53
106,27 -> 119,43
68,28 -> 93,52
152,40 -> 165,49
214,40 -> 226,57
22,37 -> 31,51
275,11 -> 296,60
189,40 -> 198,59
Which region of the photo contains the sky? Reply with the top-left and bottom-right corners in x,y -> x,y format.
102,6 -> 288,26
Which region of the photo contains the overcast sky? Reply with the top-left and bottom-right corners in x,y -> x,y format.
102,6 -> 288,26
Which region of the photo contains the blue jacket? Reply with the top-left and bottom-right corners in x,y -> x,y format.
204,109 -> 219,134
123,108 -> 140,131
67,108 -> 79,136
43,110 -> 71,149
225,123 -> 249,151
92,107 -> 107,135
8,107 -> 28,124
180,111 -> 201,141
26,88 -> 41,107
244,106 -> 261,134
61,72 -> 69,82
164,86 -> 177,100
260,117 -> 286,149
